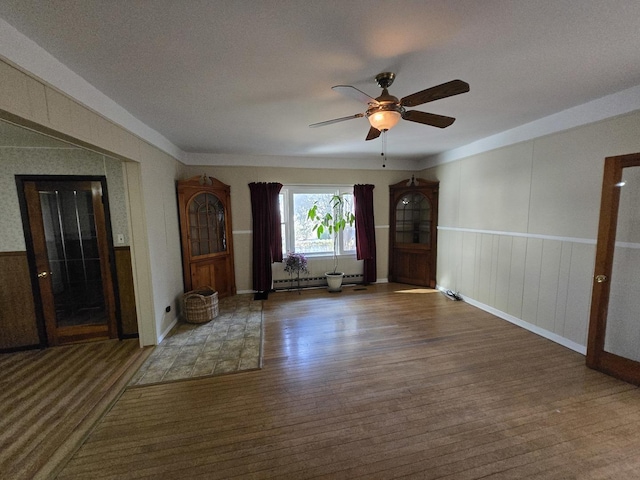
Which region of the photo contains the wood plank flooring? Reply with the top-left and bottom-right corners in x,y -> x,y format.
0,338 -> 150,480
57,283 -> 640,479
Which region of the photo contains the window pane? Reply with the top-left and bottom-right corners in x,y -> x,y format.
293,193 -> 334,253
282,187 -> 356,256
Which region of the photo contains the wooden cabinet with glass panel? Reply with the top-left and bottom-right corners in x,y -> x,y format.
177,175 -> 236,298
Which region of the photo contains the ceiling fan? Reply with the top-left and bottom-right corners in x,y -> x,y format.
310,72 -> 469,141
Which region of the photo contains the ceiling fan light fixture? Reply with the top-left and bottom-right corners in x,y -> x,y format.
368,109 -> 401,131
311,73 -> 469,140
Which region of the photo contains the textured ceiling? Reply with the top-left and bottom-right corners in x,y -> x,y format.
1,0 -> 640,163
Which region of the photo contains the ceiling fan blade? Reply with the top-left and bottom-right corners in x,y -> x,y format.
402,110 -> 456,128
309,113 -> 364,128
365,126 -> 381,141
400,79 -> 469,107
332,85 -> 379,105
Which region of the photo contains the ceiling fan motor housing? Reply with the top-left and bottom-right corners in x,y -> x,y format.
366,87 -> 404,130
366,101 -> 404,118
375,72 -> 396,89
366,87 -> 404,131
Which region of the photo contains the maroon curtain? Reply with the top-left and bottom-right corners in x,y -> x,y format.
354,184 -> 377,284
249,182 -> 283,293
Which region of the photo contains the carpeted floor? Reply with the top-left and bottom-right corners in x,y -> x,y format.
129,294 -> 263,386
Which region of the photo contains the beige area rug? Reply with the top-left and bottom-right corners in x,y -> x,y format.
129,294 -> 263,387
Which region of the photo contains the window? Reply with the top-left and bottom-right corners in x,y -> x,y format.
280,186 -> 355,256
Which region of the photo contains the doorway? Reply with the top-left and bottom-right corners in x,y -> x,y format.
18,176 -> 119,346
388,178 -> 439,287
586,153 -> 640,384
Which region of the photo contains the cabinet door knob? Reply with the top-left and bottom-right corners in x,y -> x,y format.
595,274 -> 608,283
37,271 -> 48,278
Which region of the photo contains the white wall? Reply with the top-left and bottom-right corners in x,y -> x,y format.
138,143 -> 186,339
424,111 -> 640,354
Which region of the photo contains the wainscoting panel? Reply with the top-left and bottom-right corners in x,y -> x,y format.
0,248 -> 139,350
506,236 -> 527,319
0,251 -> 40,349
494,235 -> 513,313
114,246 -> 138,336
437,227 -> 596,352
522,237 -> 543,326
553,241 -> 573,335
537,239 -> 563,332
564,242 -> 595,345
460,231 -> 477,298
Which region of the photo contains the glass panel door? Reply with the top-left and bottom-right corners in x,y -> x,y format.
587,153 -> 640,385
22,178 -> 117,346
39,189 -> 107,328
603,165 -> 640,360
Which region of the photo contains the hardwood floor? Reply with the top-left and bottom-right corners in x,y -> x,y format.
0,338 -> 150,480
57,283 -> 640,479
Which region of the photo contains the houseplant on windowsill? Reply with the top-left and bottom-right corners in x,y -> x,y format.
307,194 -> 356,292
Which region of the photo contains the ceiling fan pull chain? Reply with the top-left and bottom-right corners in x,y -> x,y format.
381,130 -> 387,168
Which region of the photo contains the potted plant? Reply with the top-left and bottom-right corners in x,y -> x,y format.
283,251 -> 308,293
307,194 -> 356,292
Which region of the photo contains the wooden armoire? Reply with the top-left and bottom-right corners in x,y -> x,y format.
177,175 -> 236,298
388,177 -> 439,288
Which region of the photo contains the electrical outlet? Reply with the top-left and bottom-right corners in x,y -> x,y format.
116,234 -> 125,244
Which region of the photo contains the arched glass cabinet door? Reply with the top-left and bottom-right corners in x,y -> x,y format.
177,175 -> 236,298
395,192 -> 432,245
188,193 -> 227,256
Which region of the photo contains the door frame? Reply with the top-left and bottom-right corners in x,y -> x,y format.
586,152 -> 640,385
16,175 -> 122,347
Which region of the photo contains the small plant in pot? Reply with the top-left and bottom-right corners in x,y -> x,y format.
306,194 -> 356,292
283,251 -> 308,293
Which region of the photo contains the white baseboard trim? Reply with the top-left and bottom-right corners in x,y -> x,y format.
436,285 -> 586,355
157,316 -> 178,344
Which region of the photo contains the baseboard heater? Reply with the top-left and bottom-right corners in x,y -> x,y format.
273,273 -> 364,290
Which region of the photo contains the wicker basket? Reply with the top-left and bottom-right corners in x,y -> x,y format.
183,287 -> 219,324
